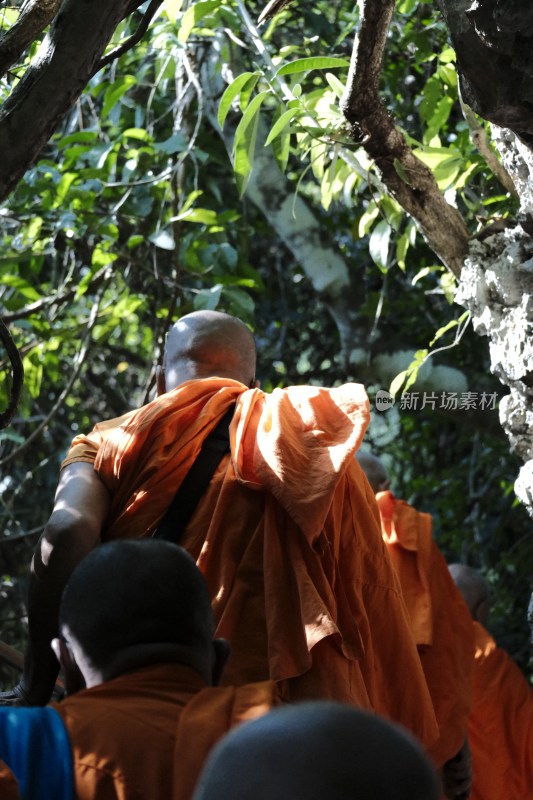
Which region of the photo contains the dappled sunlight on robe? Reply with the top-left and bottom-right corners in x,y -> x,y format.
377,491 -> 474,768
63,379 -> 438,749
52,663 -> 276,800
468,622 -> 533,800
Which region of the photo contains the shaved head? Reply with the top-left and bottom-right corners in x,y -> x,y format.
194,702 -> 440,800
356,451 -> 390,494
448,563 -> 490,624
162,311 -> 256,390
59,540 -> 215,677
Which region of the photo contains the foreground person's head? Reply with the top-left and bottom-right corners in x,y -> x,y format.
193,701 -> 440,800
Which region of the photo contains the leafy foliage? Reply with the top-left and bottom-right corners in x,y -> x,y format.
0,0 -> 531,685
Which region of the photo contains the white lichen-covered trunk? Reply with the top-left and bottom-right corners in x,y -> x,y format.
456,131 -> 533,512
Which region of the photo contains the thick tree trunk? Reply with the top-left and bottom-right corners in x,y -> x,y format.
456,133 -> 533,512
436,0 -> 533,147
434,2 -> 533,512
0,0 -> 134,200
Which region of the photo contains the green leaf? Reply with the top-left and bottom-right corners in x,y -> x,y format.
413,146 -> 463,189
1,275 -> 41,302
52,173 -> 77,208
163,0 -> 184,19
440,271 -> 457,304
194,284 -> 222,310
393,158 -> 414,187
233,91 -> 270,197
149,230 -> 176,250
239,74 -> 260,112
264,107 -> 301,146
171,208 -> 218,224
91,245 -> 118,269
412,266 -> 441,285
272,125 -> 291,174
101,76 -> 136,120
396,232 -> 409,272
178,0 -> 221,43
358,204 -> 380,237
369,220 -> 391,272
22,355 -> 43,399
122,128 -> 153,142
276,57 -> 350,77
153,133 -> 188,154
325,72 -> 346,100
218,72 -> 258,129
390,370 -> 408,397
428,311 -> 469,346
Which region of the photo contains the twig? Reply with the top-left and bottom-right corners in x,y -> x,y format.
0,0 -> 63,80
92,0 -> 163,77
0,265 -> 109,323
0,527 -> 44,543
0,275 -> 109,468
0,317 -> 24,430
339,0 -> 470,277
459,97 -> 518,198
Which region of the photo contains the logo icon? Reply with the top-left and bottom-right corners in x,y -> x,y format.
375,390 -> 395,412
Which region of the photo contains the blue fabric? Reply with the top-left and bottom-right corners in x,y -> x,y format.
0,707 -> 74,800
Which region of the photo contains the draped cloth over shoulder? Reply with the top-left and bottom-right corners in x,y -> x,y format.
468,622 -> 533,800
52,663 -> 276,800
63,379 -> 439,748
377,491 -> 474,768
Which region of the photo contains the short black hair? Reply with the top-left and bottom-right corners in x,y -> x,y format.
59,540 -> 214,669
195,702 -> 440,800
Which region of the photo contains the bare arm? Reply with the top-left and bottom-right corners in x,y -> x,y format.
0,462 -> 110,705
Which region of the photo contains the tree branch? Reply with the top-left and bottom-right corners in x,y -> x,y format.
0,265 -> 110,323
0,0 -> 134,201
0,0 -> 64,79
339,0 -> 470,277
0,277 -> 108,467
0,318 -> 24,430
459,98 -> 518,198
92,0 -> 163,77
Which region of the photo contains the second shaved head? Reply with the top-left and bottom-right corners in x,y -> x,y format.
356,452 -> 390,494
162,310 -> 256,390
448,563 -> 490,624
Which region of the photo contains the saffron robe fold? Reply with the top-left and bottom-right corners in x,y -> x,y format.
468,622 -> 533,800
63,379 -> 438,748
52,663 -> 276,800
376,491 -> 474,768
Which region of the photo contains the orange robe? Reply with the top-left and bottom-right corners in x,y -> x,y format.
0,760 -> 20,800
468,622 -> 533,800
377,491 -> 474,768
63,378 -> 438,748
52,663 -> 275,800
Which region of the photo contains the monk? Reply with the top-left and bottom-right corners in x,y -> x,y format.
1,311 -> 438,751
357,452 -> 474,799
449,563 -> 533,800
53,539 -> 274,799
193,701 -> 441,800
